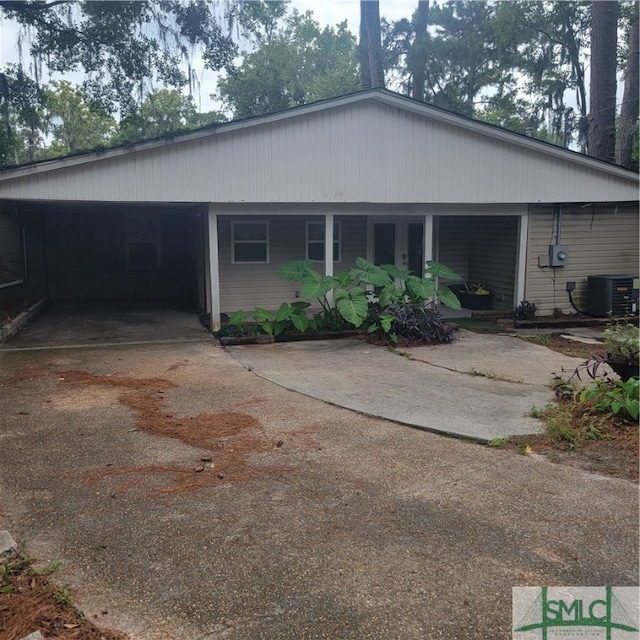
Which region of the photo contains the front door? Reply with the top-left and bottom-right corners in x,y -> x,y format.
372,220 -> 424,276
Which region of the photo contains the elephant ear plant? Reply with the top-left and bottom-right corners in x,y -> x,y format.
273,257 -> 462,344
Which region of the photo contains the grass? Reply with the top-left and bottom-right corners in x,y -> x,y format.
465,367 -> 524,383
523,334 -> 553,347
495,389 -> 638,481
451,317 -> 506,333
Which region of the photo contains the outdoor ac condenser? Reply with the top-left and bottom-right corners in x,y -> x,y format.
586,275 -> 639,317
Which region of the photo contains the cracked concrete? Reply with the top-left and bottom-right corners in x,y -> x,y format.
226,331 -> 587,441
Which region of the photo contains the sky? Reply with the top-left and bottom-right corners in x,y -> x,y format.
0,1 -> 420,113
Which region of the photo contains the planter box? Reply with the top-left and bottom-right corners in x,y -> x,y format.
456,291 -> 493,311
607,358 -> 639,381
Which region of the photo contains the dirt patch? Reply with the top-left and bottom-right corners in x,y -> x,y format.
0,363 -> 53,386
501,401 -> 638,482
58,370 -> 281,494
521,334 -> 608,360
0,554 -> 128,640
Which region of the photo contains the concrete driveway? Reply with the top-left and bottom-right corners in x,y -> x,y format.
227,330 -> 589,441
0,332 -> 637,640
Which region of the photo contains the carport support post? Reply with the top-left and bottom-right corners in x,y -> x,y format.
515,212 -> 528,306
325,213 -> 334,305
206,206 -> 221,332
422,214 -> 434,274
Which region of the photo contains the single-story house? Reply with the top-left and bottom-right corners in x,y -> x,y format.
0,89 -> 638,330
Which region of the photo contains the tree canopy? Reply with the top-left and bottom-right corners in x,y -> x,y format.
0,0 -> 637,169
218,10 -> 359,119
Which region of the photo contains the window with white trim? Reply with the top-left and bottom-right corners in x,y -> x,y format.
126,213 -> 160,269
232,221 -> 269,263
306,221 -> 341,262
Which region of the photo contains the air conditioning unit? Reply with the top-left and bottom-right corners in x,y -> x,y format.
586,275 -> 639,317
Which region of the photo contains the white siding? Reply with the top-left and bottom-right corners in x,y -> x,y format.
525,204 -> 639,315
1,99 -> 637,204
218,215 -> 367,313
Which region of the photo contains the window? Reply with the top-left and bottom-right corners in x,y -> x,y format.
232,221 -> 269,263
126,213 -> 160,269
306,221 -> 341,262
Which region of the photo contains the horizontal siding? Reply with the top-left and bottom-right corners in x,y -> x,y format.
525,204 -> 639,315
1,101 -> 637,204
437,217 -> 468,280
467,217 -> 519,310
219,215 -> 366,313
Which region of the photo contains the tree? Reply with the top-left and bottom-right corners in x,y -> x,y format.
494,1 -> 591,147
0,65 -> 44,165
422,1 -> 518,116
113,89 -> 221,144
218,11 -> 359,119
359,0 -> 385,88
40,80 -> 116,158
231,0 -> 288,45
616,2 -> 639,168
588,0 -> 619,161
410,0 -> 430,100
0,0 -> 238,164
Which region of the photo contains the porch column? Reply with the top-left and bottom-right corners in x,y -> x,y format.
515,212 -> 529,306
325,213 -> 334,305
206,204 -> 221,332
422,214 -> 434,274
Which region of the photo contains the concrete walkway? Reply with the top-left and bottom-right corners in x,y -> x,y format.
227,331 -> 588,442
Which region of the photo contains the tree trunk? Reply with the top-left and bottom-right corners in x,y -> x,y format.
588,0 -> 619,162
411,0 -> 429,101
616,8 -> 639,168
358,1 -> 371,89
359,0 -> 384,89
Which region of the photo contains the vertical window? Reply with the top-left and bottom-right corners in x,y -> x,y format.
306,221 -> 341,262
126,213 -> 160,269
232,221 -> 269,263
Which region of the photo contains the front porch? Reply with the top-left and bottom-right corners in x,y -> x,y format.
207,205 -> 527,329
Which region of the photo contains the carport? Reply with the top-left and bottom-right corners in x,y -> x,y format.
1,199 -> 208,334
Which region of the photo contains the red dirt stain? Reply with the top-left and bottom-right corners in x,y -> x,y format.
58,370 -> 282,494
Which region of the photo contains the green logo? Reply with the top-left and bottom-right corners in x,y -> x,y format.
513,587 -> 639,640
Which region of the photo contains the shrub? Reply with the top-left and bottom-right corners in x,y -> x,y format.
380,302 -> 456,345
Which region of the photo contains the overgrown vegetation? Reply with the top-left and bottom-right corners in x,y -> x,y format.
222,257 -> 462,345
495,329 -> 639,480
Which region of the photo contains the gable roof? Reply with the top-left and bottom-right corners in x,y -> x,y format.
0,89 -> 637,204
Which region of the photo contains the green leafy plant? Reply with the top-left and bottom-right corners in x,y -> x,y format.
580,377 -> 640,423
276,257 -> 461,332
253,302 -> 312,336
226,257 -> 462,343
603,319 -> 639,365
